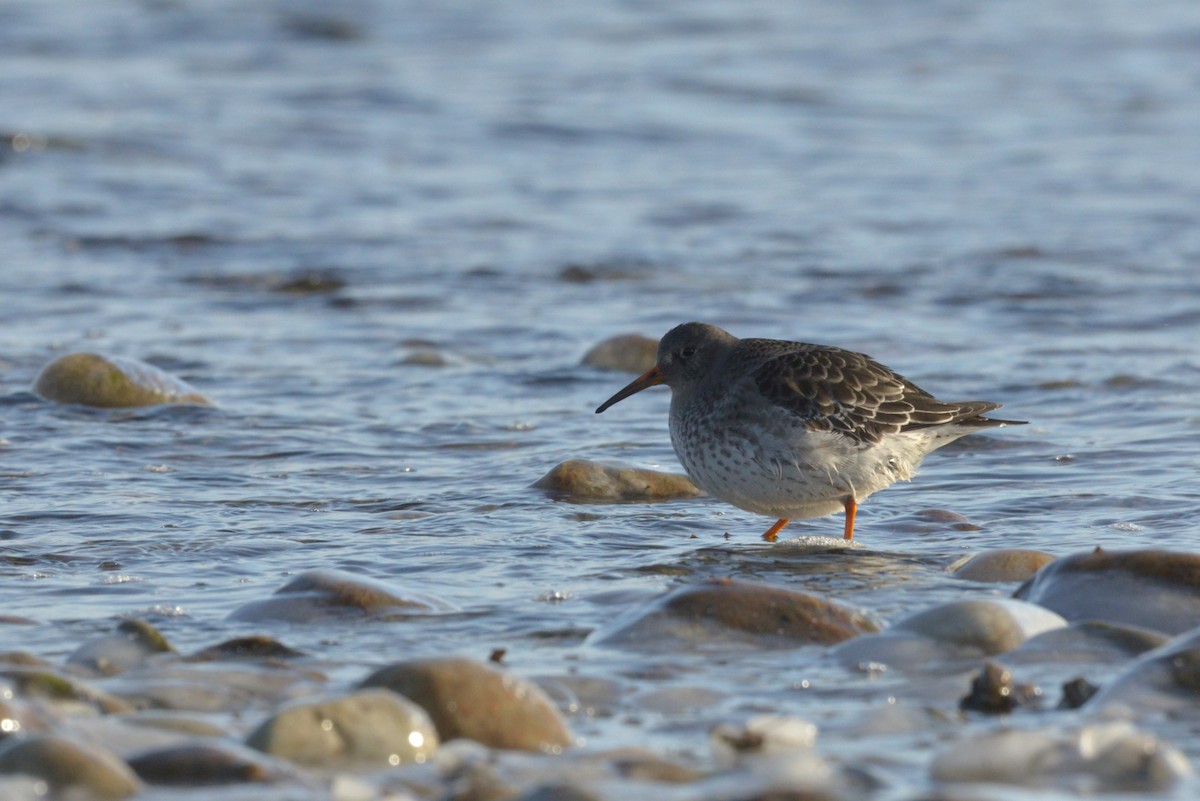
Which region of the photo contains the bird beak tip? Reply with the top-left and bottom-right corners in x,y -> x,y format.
595,365 -> 664,414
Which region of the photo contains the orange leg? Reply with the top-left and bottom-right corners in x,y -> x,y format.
761,518 -> 790,542
842,497 -> 857,540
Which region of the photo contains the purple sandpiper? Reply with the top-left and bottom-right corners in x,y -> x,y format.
596,322 -> 1024,541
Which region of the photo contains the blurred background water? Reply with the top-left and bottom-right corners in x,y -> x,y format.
3,0 -> 1200,797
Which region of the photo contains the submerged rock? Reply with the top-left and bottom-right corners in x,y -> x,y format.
246,688 -> 438,768
834,599 -> 1066,670
228,568 -> 430,623
950,549 -> 1055,582
101,661 -> 317,713
0,735 -> 142,799
1085,626 -> 1200,715
1006,620 -> 1169,665
930,721 -> 1190,791
1014,548 -> 1200,634
32,353 -> 211,408
594,579 -> 877,650
361,657 -> 573,753
0,666 -> 133,714
67,619 -> 174,676
582,334 -> 658,373
533,459 -> 702,502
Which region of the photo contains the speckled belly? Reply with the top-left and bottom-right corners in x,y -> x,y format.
669,414 -> 916,520
667,412 -> 854,520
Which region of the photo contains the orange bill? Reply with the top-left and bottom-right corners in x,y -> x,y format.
595,365 -> 664,413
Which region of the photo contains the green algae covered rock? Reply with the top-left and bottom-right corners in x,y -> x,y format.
33,353 -> 211,408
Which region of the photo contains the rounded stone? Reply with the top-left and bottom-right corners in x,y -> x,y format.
0,735 -> 142,799
1014,548 -> 1200,635
32,353 -> 211,408
246,688 -> 438,768
582,334 -> 658,374
950,549 -> 1055,582
228,568 -> 430,623
67,619 -> 174,676
533,459 -> 702,502
360,658 -> 573,753
594,579 -> 877,649
897,599 -> 1066,652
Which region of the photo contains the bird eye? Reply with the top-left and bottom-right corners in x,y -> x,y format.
678,346 -> 697,361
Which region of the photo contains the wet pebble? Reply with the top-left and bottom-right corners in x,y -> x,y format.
67,619 -> 174,677
361,657 -> 573,753
533,459 -> 702,502
228,568 -> 431,622
1014,547 -> 1200,634
246,687 -> 438,768
188,634 -> 305,662
594,579 -> 878,649
1059,677 -> 1100,709
0,735 -> 142,799
949,548 -> 1055,582
127,742 -> 289,786
32,352 -> 211,408
581,334 -> 658,373
930,721 -> 1190,791
833,599 -> 1066,670
958,660 -> 1042,714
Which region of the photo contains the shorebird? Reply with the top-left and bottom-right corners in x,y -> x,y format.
595,322 -> 1023,541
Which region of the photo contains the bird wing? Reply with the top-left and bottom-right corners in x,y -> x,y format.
749,345 -> 1001,445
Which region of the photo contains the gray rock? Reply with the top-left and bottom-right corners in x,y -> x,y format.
67,619 -> 174,676
246,687 -> 438,768
582,334 -> 658,373
949,549 -> 1055,582
0,735 -> 142,799
533,459 -> 702,502
33,353 -> 211,408
361,658 -> 573,753
594,580 -> 877,650
228,568 -> 430,622
1014,547 -> 1200,634
834,599 -> 1065,670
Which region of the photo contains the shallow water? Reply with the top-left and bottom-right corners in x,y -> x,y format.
3,0 -> 1200,798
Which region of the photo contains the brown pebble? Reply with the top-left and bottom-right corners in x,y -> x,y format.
533,459 -> 702,502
